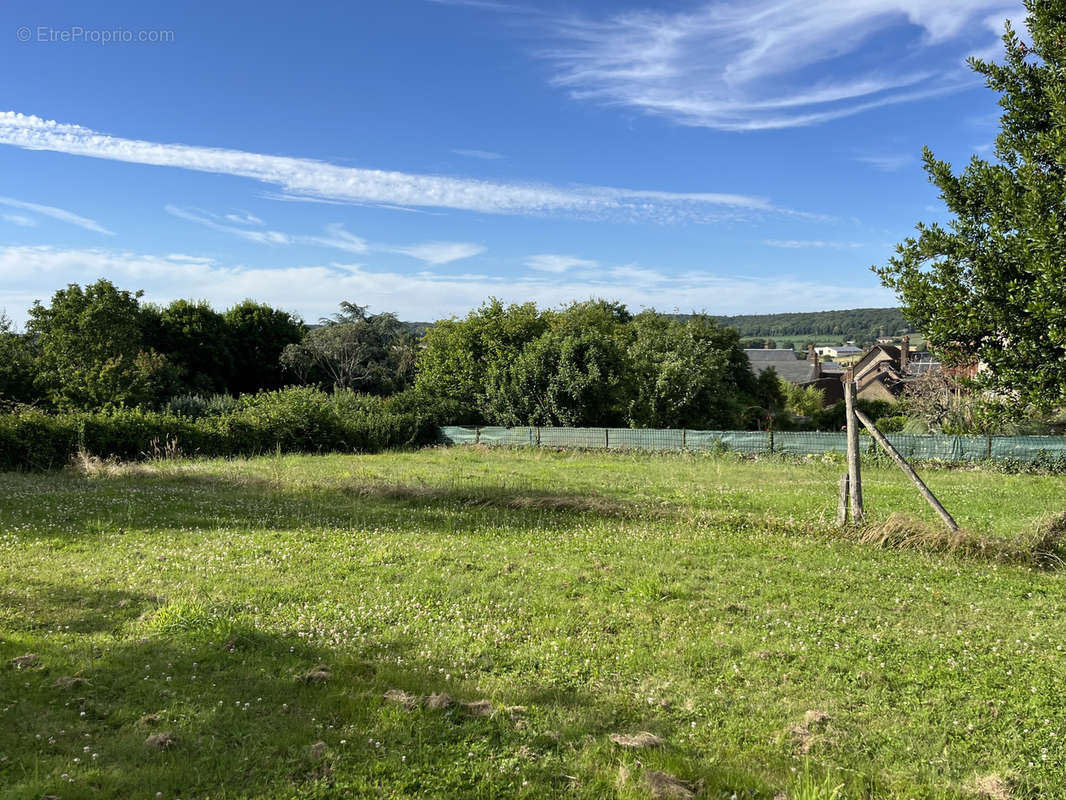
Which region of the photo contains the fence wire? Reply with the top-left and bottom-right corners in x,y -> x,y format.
440,426 -> 1066,462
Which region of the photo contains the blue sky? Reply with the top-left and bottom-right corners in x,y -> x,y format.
0,0 -> 1024,325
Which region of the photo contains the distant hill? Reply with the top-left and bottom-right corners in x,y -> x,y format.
705,307 -> 911,347
401,308 -> 911,348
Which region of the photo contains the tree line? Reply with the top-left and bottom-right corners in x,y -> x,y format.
0,284 -> 787,430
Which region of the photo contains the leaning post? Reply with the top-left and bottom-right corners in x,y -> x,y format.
843,368 -> 864,523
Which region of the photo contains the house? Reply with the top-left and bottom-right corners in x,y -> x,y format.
745,346 -> 845,408
744,347 -> 835,384
816,344 -> 864,360
850,335 -> 941,402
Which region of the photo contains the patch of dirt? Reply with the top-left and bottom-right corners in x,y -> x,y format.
309,741 -> 327,760
138,713 -> 161,726
645,770 -> 698,799
384,689 -> 421,710
296,665 -> 331,684
53,675 -> 89,689
789,710 -> 831,754
10,653 -> 39,670
968,773 -> 1012,800
463,699 -> 494,717
145,732 -> 176,750
427,692 -> 454,710
609,731 -> 664,749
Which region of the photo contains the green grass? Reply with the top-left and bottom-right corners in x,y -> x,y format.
1,446 -> 1064,799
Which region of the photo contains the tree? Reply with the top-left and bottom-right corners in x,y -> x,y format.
281,303 -> 415,394
0,313 -> 39,406
625,312 -> 756,429
142,299 -> 233,394
26,280 -> 177,409
413,299 -> 549,422
223,301 -> 305,395
876,1 -> 1066,407
482,329 -> 626,426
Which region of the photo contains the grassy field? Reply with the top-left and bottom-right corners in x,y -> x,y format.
1,446 -> 1064,799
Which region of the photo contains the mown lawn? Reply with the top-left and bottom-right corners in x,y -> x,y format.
1,447 -> 1064,799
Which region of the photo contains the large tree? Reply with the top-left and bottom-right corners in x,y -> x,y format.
281,302 -> 415,394
27,280 -> 177,410
876,1 -> 1066,407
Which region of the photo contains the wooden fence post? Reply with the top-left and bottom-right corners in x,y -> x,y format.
474,426 -> 480,445
837,473 -> 850,526
843,368 -> 865,523
604,428 -> 609,449
854,409 -> 959,531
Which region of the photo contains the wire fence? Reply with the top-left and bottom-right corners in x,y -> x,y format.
439,426 -> 1066,462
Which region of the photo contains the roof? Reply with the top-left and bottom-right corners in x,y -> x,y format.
826,345 -> 863,356
744,349 -> 814,383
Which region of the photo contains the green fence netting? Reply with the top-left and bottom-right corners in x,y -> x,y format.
439,426 -> 1066,462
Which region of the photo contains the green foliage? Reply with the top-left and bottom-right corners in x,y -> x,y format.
418,302 -> 760,429
0,387 -> 436,470
781,379 -> 826,418
0,312 -> 39,407
26,280 -> 179,410
483,329 -> 626,426
876,1 -> 1066,406
281,303 -> 415,394
222,300 -> 305,395
142,299 -> 234,394
714,307 -> 909,343
811,399 -> 897,432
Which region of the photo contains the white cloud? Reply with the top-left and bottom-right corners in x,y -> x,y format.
0,244 -> 896,326
539,1 -> 1024,131
451,148 -> 505,160
525,254 -> 599,273
166,205 -> 482,264
165,205 -> 369,254
1,213 -> 37,227
0,111 -> 794,222
223,211 -> 264,225
855,154 -> 916,172
0,195 -> 113,234
388,242 -> 487,265
764,239 -> 864,249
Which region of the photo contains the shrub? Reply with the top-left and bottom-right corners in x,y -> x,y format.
0,387 -> 438,471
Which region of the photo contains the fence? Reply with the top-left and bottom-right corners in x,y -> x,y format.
439,426 -> 1066,462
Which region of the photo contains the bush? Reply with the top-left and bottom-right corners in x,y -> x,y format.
0,387 -> 439,471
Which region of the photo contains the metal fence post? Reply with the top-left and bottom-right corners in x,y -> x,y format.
474,426 -> 480,445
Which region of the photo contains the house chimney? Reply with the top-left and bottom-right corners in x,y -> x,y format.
807,344 -> 816,362
901,335 -> 910,372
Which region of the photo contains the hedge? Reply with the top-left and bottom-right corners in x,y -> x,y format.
0,387 -> 439,471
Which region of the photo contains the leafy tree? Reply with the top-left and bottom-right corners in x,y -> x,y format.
413,299 -> 549,422
223,300 -> 305,395
482,330 -> 626,426
0,313 -> 39,406
142,299 -> 233,394
625,312 -> 755,429
876,1 -> 1066,406
281,303 -> 415,394
26,280 -> 177,409
780,379 -> 825,418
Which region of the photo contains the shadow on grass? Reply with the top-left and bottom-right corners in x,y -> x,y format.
2,581 -> 797,800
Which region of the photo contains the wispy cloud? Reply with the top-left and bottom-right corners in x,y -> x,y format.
223,211 -> 264,225
0,112 -> 800,222
451,148 -> 504,160
167,205 -> 483,265
1,213 -> 37,227
855,153 -> 915,172
525,254 -> 598,273
0,244 -> 897,326
535,1 -> 1023,131
388,242 -> 487,265
0,195 -> 113,234
764,239 -> 864,249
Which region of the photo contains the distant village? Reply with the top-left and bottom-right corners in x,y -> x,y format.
744,335 -> 973,409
